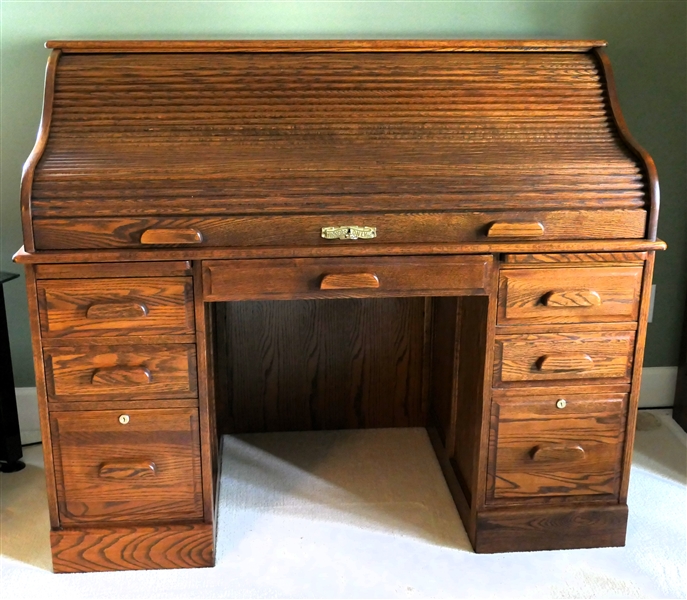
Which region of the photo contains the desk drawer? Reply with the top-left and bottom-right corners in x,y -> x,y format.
487,393 -> 626,502
44,344 -> 198,402
493,331 -> 635,387
202,255 -> 493,301
32,210 -> 646,250
498,266 -> 643,325
50,408 -> 204,524
37,278 -> 195,338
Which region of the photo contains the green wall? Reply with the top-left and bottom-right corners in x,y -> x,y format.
1,1 -> 685,386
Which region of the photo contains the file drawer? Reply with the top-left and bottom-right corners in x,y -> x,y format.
50,408 -> 204,524
487,393 -> 626,502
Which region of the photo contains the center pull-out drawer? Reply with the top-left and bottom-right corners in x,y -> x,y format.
44,344 -> 198,402
487,393 -> 626,503
50,408 -> 204,524
203,255 -> 493,301
32,209 -> 647,250
37,277 -> 195,338
493,331 -> 635,387
498,266 -> 643,325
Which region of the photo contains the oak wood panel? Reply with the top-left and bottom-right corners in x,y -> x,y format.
453,296 -> 491,507
494,331 -> 635,387
50,408 -> 204,524
193,260 -> 219,524
48,399 -> 199,412
501,252 -> 647,265
214,298 -> 426,433
37,277 -> 195,338
32,211 -> 647,250
427,297 -> 460,450
51,522 -> 214,572
486,393 -> 626,503
29,50 -> 649,227
619,252 -> 656,501
20,49 -> 60,253
427,425 -> 476,544
23,265 -> 61,527
34,261 -> 192,278
473,503 -> 627,553
497,266 -> 642,325
44,344 -> 198,402
13,239 -> 668,265
46,40 -> 608,52
203,256 -> 492,301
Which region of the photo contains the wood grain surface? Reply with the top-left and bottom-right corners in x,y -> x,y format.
486,393 -> 626,502
13,239 -> 667,265
497,266 -> 642,324
473,503 -> 627,553
44,344 -> 197,401
214,298 -> 426,433
32,211 -> 647,250
51,522 -> 214,572
494,330 -> 635,386
203,255 -> 492,301
50,408 -> 204,524
37,277 -> 195,338
45,40 -> 608,52
501,252 -> 647,265
25,47 -> 652,252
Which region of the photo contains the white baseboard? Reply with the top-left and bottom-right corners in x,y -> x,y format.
15,387 -> 41,444
638,367 -> 678,409
13,368 -> 678,442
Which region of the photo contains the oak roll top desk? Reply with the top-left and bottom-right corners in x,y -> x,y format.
15,40 -> 665,573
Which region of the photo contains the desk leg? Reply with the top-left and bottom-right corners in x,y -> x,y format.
0,285 -> 24,473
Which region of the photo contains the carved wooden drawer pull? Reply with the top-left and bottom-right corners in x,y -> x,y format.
486,221 -> 545,238
320,273 -> 380,290
98,460 -> 157,479
530,444 -> 586,462
91,366 -> 152,385
542,290 -> 602,308
536,353 -> 594,373
140,228 -> 203,245
86,302 -> 148,320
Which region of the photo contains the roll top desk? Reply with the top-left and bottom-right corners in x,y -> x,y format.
15,40 -> 665,573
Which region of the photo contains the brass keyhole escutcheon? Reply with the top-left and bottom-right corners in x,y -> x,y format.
556,399 -> 567,409
118,414 -> 130,425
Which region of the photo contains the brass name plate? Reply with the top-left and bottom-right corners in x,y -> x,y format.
321,226 -> 377,240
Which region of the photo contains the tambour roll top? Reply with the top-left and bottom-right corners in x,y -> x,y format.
22,40 -> 658,251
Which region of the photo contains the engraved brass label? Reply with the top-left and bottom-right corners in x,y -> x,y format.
321,226 -> 377,240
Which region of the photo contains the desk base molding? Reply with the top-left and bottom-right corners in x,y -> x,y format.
50,522 -> 215,573
473,504 -> 628,554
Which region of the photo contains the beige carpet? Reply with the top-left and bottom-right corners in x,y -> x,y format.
1,409 -> 685,598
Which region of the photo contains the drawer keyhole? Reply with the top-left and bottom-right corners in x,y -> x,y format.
556,399 -> 567,409
118,414 -> 130,425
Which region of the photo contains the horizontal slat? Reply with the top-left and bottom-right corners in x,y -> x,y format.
30,50 -> 648,217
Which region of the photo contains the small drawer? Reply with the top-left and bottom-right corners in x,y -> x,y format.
32,209 -> 646,250
37,277 -> 195,338
44,344 -> 198,402
493,331 -> 635,387
487,393 -> 626,503
497,266 -> 643,325
50,408 -> 204,524
203,255 -> 493,301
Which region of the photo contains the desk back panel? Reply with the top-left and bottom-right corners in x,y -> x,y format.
214,297 -> 429,433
